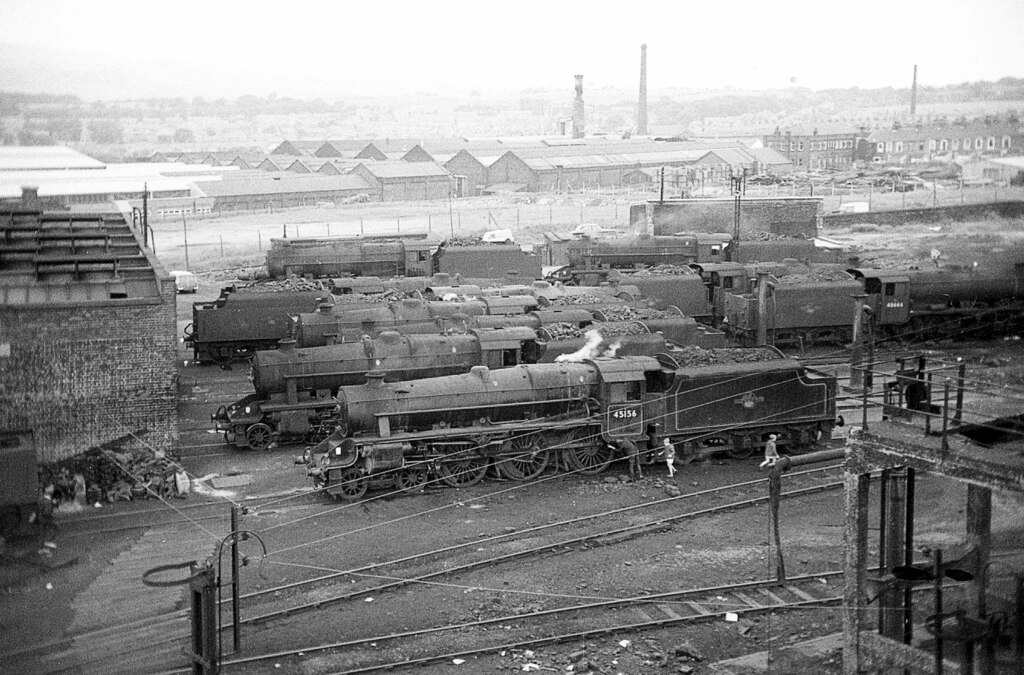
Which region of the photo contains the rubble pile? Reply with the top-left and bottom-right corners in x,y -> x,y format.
40,447 -> 185,505
671,345 -> 781,366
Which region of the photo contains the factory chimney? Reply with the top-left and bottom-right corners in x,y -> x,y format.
637,44 -> 648,136
910,64 -> 918,116
572,74 -> 586,139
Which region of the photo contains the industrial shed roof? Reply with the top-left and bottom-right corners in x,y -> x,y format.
0,146 -> 106,171
193,174 -> 373,197
747,147 -> 793,166
352,161 -> 450,179
0,210 -> 165,305
700,147 -> 757,165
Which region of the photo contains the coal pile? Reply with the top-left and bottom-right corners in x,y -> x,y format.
242,278 -> 327,292
595,306 -> 679,321
671,346 -> 781,366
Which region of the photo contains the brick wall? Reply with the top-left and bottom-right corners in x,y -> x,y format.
0,278 -> 179,463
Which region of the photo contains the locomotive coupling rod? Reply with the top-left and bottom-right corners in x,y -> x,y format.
775,448 -> 846,473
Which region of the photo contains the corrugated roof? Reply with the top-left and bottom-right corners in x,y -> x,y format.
748,147 -> 793,165
194,174 -> 373,197
701,147 -> 756,165
0,146 -> 106,171
352,161 -> 450,179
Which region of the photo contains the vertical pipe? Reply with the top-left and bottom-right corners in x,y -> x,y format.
1015,576 -> 1023,674
935,551 -> 944,675
925,372 -> 933,436
182,212 -> 190,270
849,295 -> 867,391
877,469 -> 889,634
755,270 -> 769,347
942,380 -> 950,452
904,468 -> 915,645
231,506 -> 241,653
954,364 -> 966,425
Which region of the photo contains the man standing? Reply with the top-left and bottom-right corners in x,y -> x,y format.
663,437 -> 677,478
619,438 -> 643,481
759,434 -> 780,469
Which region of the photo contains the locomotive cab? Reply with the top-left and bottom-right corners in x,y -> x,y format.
588,356 -> 674,443
850,270 -> 911,327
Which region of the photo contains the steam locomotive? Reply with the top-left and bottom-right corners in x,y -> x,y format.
302,352 -> 836,499
719,261 -> 1024,347
213,315 -> 725,451
265,236 -> 543,281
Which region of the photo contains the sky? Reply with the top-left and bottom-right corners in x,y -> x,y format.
1,0 -> 1023,100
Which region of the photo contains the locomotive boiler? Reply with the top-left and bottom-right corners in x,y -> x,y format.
214,327 -> 544,451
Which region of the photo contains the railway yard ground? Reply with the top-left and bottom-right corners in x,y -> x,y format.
3,193 -> 1024,674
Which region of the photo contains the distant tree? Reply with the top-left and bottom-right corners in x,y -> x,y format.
17,129 -> 50,145
88,119 -> 124,144
173,127 -> 196,143
47,116 -> 82,142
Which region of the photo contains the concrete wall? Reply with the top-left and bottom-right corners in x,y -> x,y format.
0,281 -> 179,463
630,197 -> 822,238
822,200 -> 1024,229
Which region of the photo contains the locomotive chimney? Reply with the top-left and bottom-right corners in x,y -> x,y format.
365,371 -> 387,387
279,338 -> 297,351
637,44 -> 648,136
572,74 -> 586,139
910,64 -> 918,116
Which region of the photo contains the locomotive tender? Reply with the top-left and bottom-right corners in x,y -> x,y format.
304,353 -> 837,500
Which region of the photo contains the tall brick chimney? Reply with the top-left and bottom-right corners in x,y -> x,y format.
572,74 -> 586,139
637,44 -> 648,135
910,64 -> 918,116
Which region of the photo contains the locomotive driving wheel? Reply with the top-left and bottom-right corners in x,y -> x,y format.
496,434 -> 550,481
244,423 -> 273,452
564,428 -> 613,475
394,466 -> 428,493
328,467 -> 368,501
438,455 -> 489,487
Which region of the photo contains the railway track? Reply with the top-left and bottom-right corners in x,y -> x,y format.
18,466 -> 845,674
237,465 -> 845,627
216,571 -> 849,674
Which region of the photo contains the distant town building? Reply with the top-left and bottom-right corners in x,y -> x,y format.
763,125 -> 859,170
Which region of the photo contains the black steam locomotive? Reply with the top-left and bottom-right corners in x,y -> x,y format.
302,352 -> 836,499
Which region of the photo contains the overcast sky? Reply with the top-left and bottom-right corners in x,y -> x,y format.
1,0 -> 1023,100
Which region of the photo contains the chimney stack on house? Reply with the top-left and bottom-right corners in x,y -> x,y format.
637,44 -> 649,135
572,74 -> 586,139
